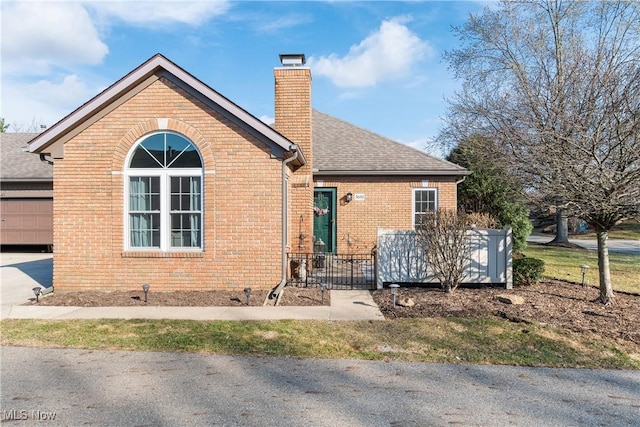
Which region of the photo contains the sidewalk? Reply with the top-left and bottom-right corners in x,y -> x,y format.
1,251 -> 384,321
3,290 -> 384,321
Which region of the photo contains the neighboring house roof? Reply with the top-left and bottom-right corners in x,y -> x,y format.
0,133 -> 52,181
313,110 -> 469,176
28,53 -> 305,167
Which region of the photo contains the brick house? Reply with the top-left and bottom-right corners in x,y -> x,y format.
28,53 -> 468,292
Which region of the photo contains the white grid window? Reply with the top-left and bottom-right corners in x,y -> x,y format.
413,188 -> 438,228
125,132 -> 203,251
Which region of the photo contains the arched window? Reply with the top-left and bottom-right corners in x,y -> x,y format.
125,132 -> 203,250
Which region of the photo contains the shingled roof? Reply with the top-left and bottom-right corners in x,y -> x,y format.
0,133 -> 52,181
6,111 -> 468,181
313,110 -> 468,176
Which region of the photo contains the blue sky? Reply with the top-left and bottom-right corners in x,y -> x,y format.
1,1 -> 488,158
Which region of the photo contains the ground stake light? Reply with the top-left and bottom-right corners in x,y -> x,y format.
579,265 -> 590,287
142,284 -> 150,303
244,287 -> 252,305
389,284 -> 400,308
32,287 -> 42,303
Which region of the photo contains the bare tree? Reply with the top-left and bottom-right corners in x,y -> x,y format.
7,118 -> 47,133
441,0 -> 640,303
415,209 -> 471,293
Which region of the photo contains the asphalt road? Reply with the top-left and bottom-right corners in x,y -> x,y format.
527,235 -> 640,255
1,346 -> 638,426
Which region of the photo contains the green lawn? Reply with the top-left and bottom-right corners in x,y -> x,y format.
522,243 -> 640,294
2,235 -> 638,370
1,318 -> 638,370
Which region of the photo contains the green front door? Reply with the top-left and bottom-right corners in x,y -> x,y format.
313,188 -> 336,253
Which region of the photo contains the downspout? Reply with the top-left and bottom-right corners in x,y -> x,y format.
269,147 -> 300,300
455,175 -> 466,185
39,154 -> 54,166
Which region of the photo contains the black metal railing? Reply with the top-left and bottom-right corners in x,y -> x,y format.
287,252 -> 376,289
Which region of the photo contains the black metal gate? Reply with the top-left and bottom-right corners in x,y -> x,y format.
287,253 -> 376,290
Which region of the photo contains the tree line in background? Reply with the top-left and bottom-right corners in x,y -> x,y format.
0,117 -> 46,133
440,0 -> 640,304
447,135 -> 532,254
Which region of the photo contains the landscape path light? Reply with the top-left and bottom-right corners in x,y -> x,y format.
580,265 -> 590,287
142,284 -> 150,303
320,283 -> 327,305
32,287 -> 42,303
389,284 -> 400,308
244,287 -> 252,305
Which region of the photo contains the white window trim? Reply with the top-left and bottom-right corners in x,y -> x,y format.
412,188 -> 438,228
123,132 -> 204,252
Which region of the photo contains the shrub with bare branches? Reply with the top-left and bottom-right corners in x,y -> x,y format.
466,212 -> 497,229
415,209 -> 471,293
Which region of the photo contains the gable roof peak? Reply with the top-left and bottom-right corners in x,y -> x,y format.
28,53 -> 304,167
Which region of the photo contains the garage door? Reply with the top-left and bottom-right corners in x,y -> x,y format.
0,198 -> 53,245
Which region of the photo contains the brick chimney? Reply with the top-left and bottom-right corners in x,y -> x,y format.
274,54 -> 312,174
274,54 -> 313,251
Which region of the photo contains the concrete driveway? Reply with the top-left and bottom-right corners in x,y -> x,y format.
1,252 -> 53,319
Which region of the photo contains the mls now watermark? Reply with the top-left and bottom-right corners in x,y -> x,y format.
2,409 -> 57,421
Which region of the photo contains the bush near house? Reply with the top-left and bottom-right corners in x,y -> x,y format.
513,256 -> 545,286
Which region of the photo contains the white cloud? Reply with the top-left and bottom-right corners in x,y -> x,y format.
251,13 -> 312,33
259,115 -> 274,125
307,16 -> 433,88
2,74 -> 102,130
29,74 -> 101,109
87,0 -> 230,27
0,0 -> 232,128
1,1 -> 109,76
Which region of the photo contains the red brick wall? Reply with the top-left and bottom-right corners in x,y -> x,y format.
52,77 -> 283,291
314,176 -> 458,253
274,67 -> 314,252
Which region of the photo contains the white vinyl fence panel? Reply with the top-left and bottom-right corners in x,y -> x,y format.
377,227 -> 512,289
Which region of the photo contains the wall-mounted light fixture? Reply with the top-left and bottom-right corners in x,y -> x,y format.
345,192 -> 353,203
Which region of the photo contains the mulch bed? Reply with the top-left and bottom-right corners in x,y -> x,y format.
371,279 -> 640,345
27,286 -> 328,307
24,279 -> 638,346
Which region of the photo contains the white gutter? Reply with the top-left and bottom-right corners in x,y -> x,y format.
269,146 -> 300,300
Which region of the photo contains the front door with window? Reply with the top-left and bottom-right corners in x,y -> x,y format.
313,188 -> 336,253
